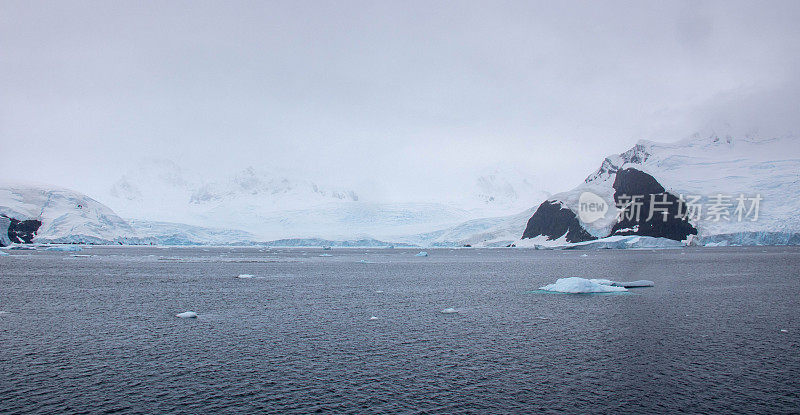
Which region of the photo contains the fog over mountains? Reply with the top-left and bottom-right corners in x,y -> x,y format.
2,132 -> 798,247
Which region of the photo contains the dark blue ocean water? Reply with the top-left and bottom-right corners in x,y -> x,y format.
1,246 -> 798,414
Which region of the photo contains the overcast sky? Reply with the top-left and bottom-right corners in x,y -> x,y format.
2,0 -> 799,201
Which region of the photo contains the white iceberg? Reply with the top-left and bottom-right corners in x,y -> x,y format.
175,311 -> 198,318
415,251 -> 429,257
440,308 -> 458,314
46,246 -> 83,252
369,316 -> 379,320
236,274 -> 254,279
319,254 -> 332,257
538,277 -> 628,293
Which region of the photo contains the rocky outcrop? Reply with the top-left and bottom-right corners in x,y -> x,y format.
609,169 -> 697,241
521,168 -> 696,243
521,201 -> 596,243
0,215 -> 42,246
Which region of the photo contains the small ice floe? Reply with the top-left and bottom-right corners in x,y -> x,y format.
375,290 -> 384,294
538,277 -> 628,293
415,251 -> 429,257
580,254 -> 588,257
236,274 -> 254,279
319,254 -> 333,257
614,280 -> 654,288
590,279 -> 654,288
440,308 -> 458,314
0,251 -> 8,256
369,316 -> 379,320
780,329 -> 788,333
359,259 -> 373,263
46,246 -> 83,252
175,311 -> 198,318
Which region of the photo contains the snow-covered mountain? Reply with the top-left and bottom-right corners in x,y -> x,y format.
516,133 -> 800,247
102,160 -> 548,241
459,165 -> 550,217
0,183 -> 135,244
0,183 -> 264,246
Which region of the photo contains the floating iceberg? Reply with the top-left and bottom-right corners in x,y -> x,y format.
46,246 -> 83,252
369,316 -> 379,320
175,311 -> 198,318
590,278 -> 654,288
538,277 -> 628,293
613,280 -> 654,288
415,251 -> 429,257
236,274 -> 254,279
0,251 -> 8,256
319,254 -> 333,257
440,308 -> 458,314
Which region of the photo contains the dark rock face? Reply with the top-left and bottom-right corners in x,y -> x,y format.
609,169 -> 697,241
522,201 -> 597,243
1,215 -> 42,244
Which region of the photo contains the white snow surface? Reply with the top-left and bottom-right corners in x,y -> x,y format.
538,277 -> 628,293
